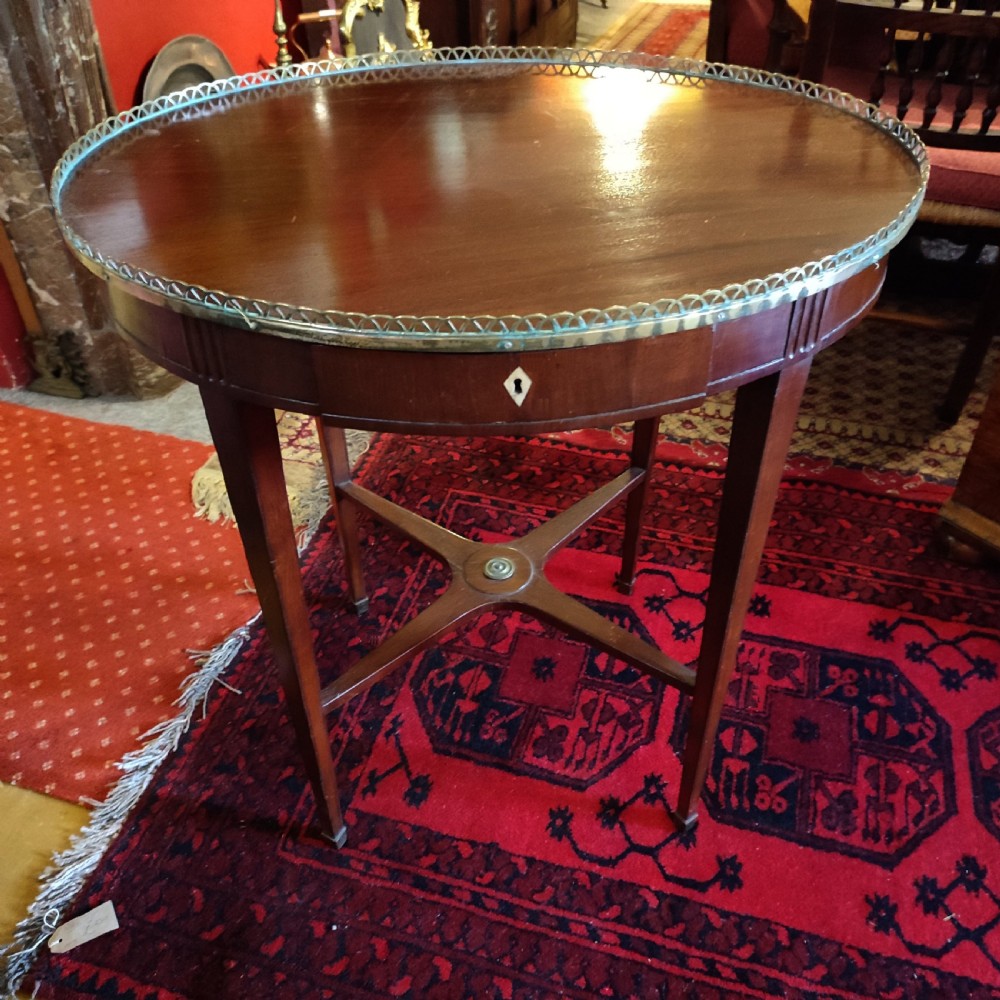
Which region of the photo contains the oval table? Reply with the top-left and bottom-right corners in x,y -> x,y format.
53,50 -> 926,848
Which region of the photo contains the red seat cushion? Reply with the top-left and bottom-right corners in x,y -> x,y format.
924,147 -> 1000,212
824,66 -> 1000,212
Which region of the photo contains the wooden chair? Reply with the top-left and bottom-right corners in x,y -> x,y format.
280,0 -> 432,63
800,0 -> 1000,424
706,0 -> 808,72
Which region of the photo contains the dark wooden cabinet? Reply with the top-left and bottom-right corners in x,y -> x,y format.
938,367 -> 1000,563
420,0 -> 579,48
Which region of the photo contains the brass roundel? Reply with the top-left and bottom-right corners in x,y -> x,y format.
482,556 -> 516,581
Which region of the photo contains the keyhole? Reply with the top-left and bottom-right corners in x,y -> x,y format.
503,366 -> 532,406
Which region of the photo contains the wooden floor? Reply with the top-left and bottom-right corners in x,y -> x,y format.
0,785 -> 88,955
577,0 -> 637,45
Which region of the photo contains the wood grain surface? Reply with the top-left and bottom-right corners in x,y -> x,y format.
59,66 -> 922,324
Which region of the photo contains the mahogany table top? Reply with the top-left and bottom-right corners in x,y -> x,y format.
53,50 -> 926,352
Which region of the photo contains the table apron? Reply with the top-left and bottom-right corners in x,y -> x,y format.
106,264 -> 883,433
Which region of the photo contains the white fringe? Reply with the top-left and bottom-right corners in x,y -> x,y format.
0,431 -> 371,1000
192,452 -> 325,527
0,624 -> 255,999
1,429 -> 376,998
191,420 -> 372,531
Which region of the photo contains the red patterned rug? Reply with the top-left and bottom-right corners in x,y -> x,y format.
11,431 -> 1000,997
0,401 -> 257,803
595,2 -> 710,58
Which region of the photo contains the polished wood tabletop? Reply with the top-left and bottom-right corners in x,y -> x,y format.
53,51 -> 927,848
57,52 -> 924,352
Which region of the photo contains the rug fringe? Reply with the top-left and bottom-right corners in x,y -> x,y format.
191,452 -> 325,527
0,622 -> 259,999
0,426 -> 376,998
190,416 -> 372,530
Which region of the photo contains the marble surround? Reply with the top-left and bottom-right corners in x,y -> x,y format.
0,1 -> 176,397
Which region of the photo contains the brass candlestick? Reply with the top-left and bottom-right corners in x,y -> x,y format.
274,0 -> 292,66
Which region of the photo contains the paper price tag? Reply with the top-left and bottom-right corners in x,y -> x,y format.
48,901 -> 119,953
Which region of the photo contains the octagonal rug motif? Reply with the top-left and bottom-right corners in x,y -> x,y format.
411,602 -> 662,789
671,634 -> 956,866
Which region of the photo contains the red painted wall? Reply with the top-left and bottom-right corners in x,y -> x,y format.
91,0 -> 284,110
